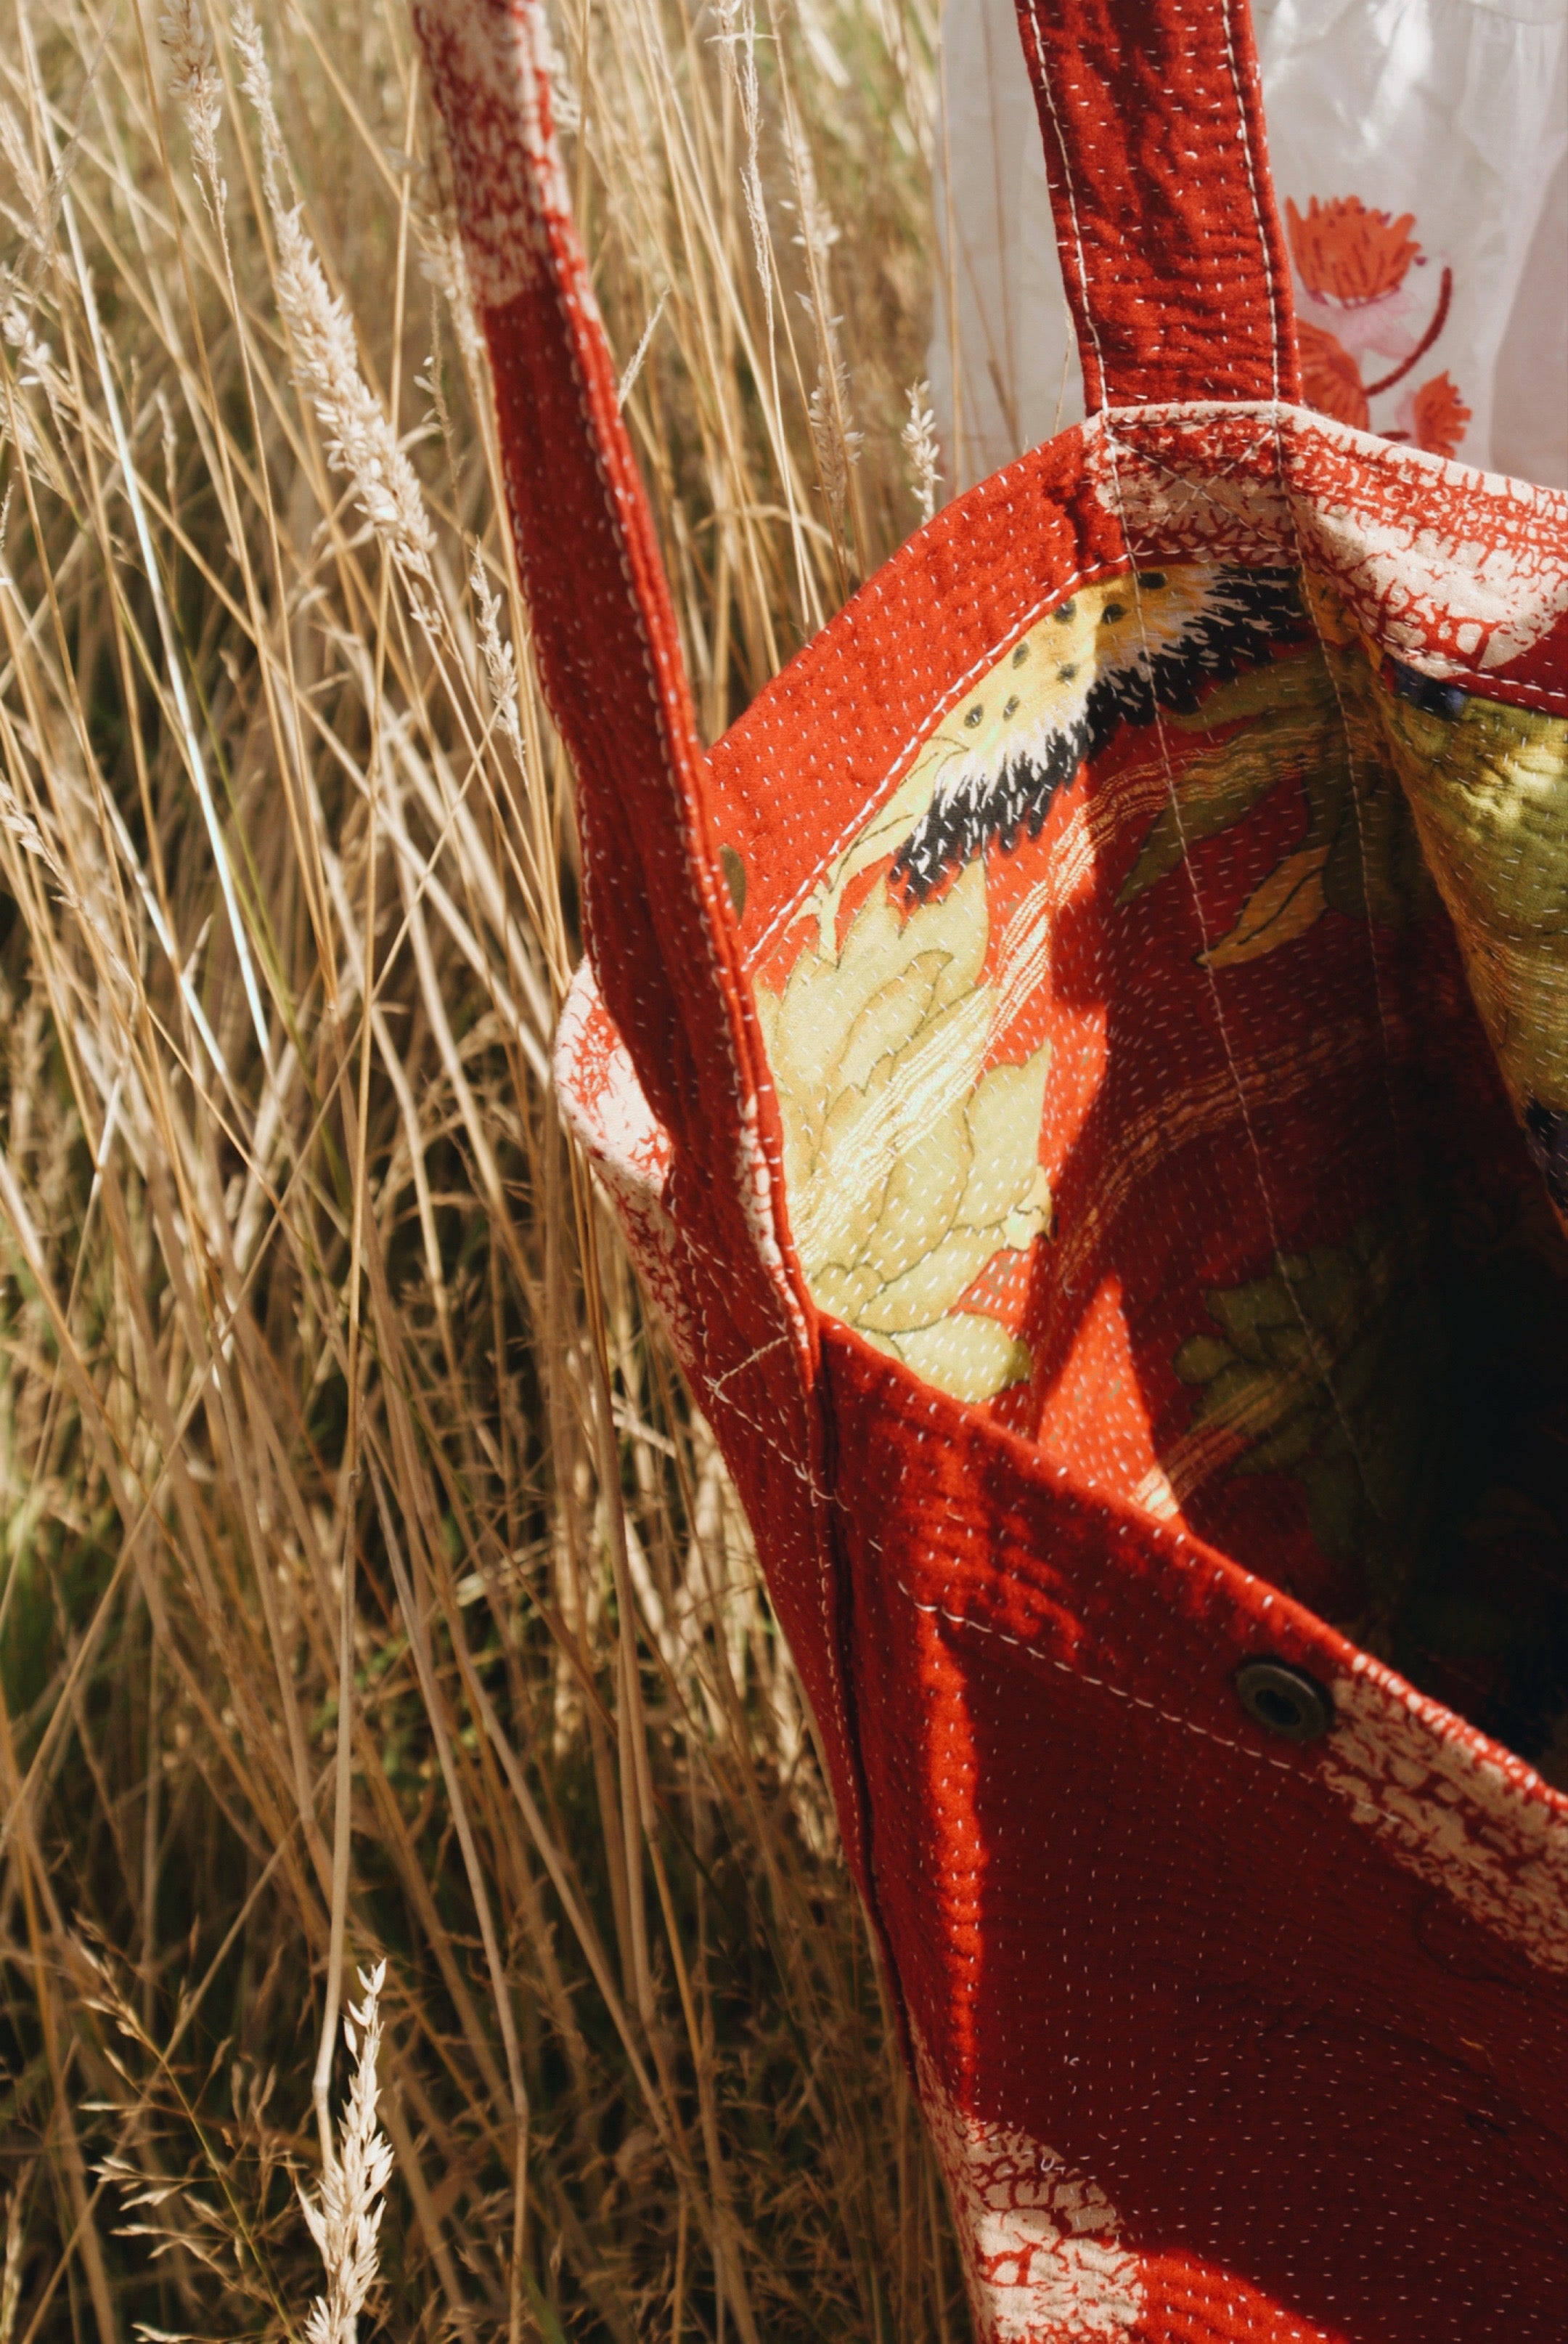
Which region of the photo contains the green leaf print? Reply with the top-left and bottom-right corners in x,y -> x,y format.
1119,640 -> 1435,953
1174,1210 -> 1440,1590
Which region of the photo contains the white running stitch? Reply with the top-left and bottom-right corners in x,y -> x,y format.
894,1574 -> 1297,1779
743,550 -> 1093,966
1019,0 -> 1109,415
1217,0 -> 1284,409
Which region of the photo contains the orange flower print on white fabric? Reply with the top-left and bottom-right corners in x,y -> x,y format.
1297,319 -> 1370,432
1286,195 -> 1467,461
1289,194 -> 1421,310
1400,371 -> 1473,462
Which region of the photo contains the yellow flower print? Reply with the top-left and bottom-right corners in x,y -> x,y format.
754,860 -> 1051,1404
799,565 -> 1304,935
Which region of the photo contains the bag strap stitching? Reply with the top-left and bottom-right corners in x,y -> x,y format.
1217,0 -> 1283,410
1018,0 -> 1109,413
1101,415 -> 1283,532
1015,1 -> 1299,409
1101,422 -> 1568,707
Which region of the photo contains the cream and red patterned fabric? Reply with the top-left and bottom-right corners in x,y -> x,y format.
414,1 -> 1568,2334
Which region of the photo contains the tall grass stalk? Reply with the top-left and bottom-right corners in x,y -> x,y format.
299,1963 -> 393,2344
0,0 -> 964,2334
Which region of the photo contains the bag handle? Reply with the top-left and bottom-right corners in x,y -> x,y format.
413,0 -> 767,1171
1013,0 -> 1302,411
413,0 -> 1299,1154
415,1 -> 880,1887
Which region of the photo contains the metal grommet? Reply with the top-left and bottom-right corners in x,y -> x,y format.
1233,1658 -> 1334,1743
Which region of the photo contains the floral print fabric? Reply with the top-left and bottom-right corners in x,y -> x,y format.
751,553 -> 1568,1770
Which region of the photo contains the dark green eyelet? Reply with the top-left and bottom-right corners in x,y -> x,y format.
1234,1658 -> 1334,1743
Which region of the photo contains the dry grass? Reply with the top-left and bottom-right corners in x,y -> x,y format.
0,0 -> 966,2335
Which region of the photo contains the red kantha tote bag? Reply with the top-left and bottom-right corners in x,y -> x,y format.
412,0 -> 1568,2334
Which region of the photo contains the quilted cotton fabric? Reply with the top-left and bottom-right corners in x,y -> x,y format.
930,0 -> 1568,488
414,1 -> 1568,2335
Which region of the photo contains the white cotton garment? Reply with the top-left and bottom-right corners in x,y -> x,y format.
928,0 -> 1568,491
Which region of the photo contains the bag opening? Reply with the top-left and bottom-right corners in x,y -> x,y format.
748,557 -> 1568,1781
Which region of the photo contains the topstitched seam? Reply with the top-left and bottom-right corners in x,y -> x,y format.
1106,412 -> 1568,707
1217,0 -> 1284,408
890,1571 -> 1485,1841
520,44 -> 859,1786
1110,438 -> 1568,707
895,1573 -> 1294,1778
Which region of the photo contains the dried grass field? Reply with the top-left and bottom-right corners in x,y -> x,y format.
0,0 -> 966,2335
